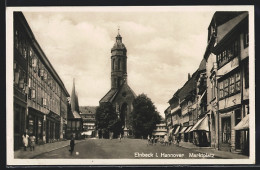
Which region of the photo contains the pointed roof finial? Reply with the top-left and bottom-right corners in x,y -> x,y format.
118,25 -> 120,35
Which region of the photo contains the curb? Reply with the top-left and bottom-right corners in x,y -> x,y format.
31,140 -> 86,159
16,140 -> 86,159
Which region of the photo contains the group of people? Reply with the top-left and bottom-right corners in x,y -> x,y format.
22,132 -> 36,151
147,134 -> 181,146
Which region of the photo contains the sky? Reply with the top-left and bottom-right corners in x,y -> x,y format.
23,8 -> 215,118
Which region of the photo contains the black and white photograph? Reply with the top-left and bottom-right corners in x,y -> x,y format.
6,6 -> 255,165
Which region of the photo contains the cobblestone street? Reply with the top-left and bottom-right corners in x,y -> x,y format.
14,138 -> 249,159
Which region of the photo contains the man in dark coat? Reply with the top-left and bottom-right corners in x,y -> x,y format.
69,134 -> 75,155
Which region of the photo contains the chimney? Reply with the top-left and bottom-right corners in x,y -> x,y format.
188,73 -> 191,80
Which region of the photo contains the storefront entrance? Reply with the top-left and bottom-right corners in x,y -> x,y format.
235,109 -> 242,150
221,116 -> 231,151
28,108 -> 44,144
14,103 -> 26,150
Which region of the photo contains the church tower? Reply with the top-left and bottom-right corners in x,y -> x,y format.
111,29 -> 127,89
100,29 -> 136,137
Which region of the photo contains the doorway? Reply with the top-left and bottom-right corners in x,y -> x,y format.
235,109 -> 242,150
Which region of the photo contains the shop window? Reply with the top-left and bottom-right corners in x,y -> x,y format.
67,121 -> 71,130
28,115 -> 35,135
72,121 -> 76,130
38,119 -> 43,139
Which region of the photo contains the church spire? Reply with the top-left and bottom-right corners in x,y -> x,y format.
70,78 -> 79,113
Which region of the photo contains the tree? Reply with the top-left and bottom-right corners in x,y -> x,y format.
131,94 -> 161,138
95,103 -> 120,139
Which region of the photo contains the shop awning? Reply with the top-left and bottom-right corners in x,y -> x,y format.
171,106 -> 181,114
190,115 -> 209,132
179,127 -> 188,133
173,126 -> 180,135
234,114 -> 249,130
152,132 -> 167,136
81,131 -> 93,136
184,126 -> 193,133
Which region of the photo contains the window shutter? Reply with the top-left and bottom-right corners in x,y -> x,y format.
32,58 -> 37,68
40,69 -> 44,77
28,78 -> 31,88
14,72 -> 20,84
19,78 -> 24,89
31,89 -> 36,99
13,62 -> 16,70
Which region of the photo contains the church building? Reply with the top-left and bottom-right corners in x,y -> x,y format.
99,30 -> 136,137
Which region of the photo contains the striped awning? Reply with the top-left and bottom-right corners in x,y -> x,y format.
173,126 -> 181,135
179,127 -> 188,134
190,115 -> 209,132
234,114 -> 249,130
184,126 -> 193,133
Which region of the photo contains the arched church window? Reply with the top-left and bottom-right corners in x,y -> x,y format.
114,78 -> 117,87
112,59 -> 115,70
118,58 -> 121,70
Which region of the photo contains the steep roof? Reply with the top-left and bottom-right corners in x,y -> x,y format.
68,110 -> 82,119
99,88 -> 119,103
111,33 -> 127,51
178,71 -> 198,102
70,78 -> 80,113
198,58 -> 206,72
208,12 -> 245,30
99,81 -> 136,103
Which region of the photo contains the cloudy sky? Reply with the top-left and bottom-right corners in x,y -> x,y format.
23,7 -> 215,117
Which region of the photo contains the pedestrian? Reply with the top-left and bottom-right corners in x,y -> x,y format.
29,135 -> 36,151
154,136 -> 158,145
164,134 -> 169,146
147,135 -> 150,146
151,136 -> 154,145
119,133 -> 122,142
69,134 -> 75,155
168,135 -> 172,146
177,134 -> 180,146
22,132 -> 29,151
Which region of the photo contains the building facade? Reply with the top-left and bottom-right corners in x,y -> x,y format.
152,123 -> 167,138
210,12 -> 249,154
79,106 -> 98,137
13,12 -> 70,150
99,31 -> 136,137
165,11 -> 249,155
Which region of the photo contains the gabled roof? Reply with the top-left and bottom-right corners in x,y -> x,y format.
178,71 -> 198,102
68,110 -> 82,119
99,81 -> 136,103
79,106 -> 98,114
208,12 -> 245,30
99,88 -> 119,103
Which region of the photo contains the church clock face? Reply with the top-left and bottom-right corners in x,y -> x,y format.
122,91 -> 127,97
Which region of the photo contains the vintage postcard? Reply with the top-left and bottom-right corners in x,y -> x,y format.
6,6 -> 255,165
